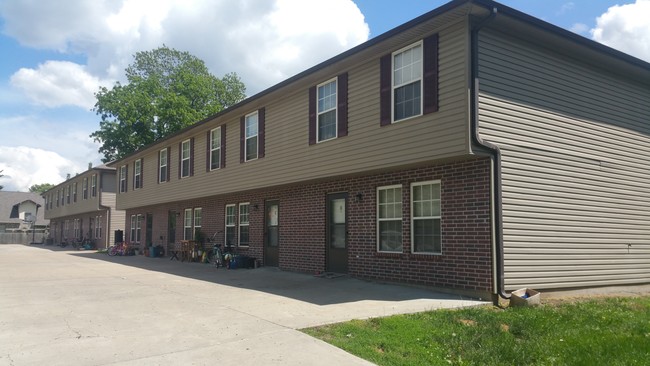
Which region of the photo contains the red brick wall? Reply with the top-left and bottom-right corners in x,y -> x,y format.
125,157 -> 492,295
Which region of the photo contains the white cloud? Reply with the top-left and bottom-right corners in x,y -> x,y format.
570,23 -> 589,35
591,0 -> 650,62
10,61 -> 109,109
0,147 -> 83,192
1,0 -> 370,102
558,2 -> 575,15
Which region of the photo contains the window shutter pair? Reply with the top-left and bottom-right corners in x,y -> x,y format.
380,33 -> 439,126
308,73 -> 349,145
177,139 -> 194,178
240,108 -> 265,163
205,125 -> 228,172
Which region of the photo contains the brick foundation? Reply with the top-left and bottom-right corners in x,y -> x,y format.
125,157 -> 493,296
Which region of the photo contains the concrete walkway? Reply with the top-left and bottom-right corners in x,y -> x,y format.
0,244 -> 485,365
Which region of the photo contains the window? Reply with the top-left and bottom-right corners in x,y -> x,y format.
159,148 -> 168,183
377,185 -> 403,252
66,185 -> 71,204
134,159 -> 142,189
95,215 -> 102,238
210,127 -> 221,170
239,203 -> 250,246
89,217 -> 94,239
411,181 -> 442,254
56,191 -> 60,207
393,42 -> 422,122
194,208 -> 202,238
120,165 -> 127,193
72,183 -> 77,202
73,219 -> 80,239
317,78 -> 337,142
244,112 -> 258,161
136,215 -> 142,243
225,204 -> 236,247
130,215 -> 136,242
181,140 -> 191,178
183,208 -> 193,240
91,174 -> 97,197
83,178 -> 88,200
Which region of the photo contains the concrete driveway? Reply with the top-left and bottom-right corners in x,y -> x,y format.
0,244 -> 485,365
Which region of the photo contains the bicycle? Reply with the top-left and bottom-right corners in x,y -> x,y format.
108,242 -> 134,256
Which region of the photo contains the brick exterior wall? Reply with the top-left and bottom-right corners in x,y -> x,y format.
125,157 -> 493,296
49,209 -> 111,249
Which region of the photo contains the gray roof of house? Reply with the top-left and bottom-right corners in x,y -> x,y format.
0,191 -> 49,226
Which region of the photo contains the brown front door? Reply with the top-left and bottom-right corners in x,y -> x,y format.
326,193 -> 348,273
264,201 -> 279,267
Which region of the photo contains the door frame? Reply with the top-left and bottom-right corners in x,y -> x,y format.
264,200 -> 280,267
326,192 -> 349,273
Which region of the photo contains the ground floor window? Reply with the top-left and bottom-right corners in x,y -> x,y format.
377,185 -> 403,252
184,209 -> 193,240
130,214 -> 143,243
95,216 -> 102,239
225,204 -> 236,247
193,208 -> 202,239
238,203 -> 250,246
411,181 -> 442,254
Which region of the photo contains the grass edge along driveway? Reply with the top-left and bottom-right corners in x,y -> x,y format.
303,296 -> 650,366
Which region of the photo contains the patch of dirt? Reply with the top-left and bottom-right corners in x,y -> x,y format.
459,319 -> 477,326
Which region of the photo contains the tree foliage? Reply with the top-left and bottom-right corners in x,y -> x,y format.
29,183 -> 55,194
91,46 -> 246,163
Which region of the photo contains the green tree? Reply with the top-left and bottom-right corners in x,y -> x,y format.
91,46 -> 246,162
29,183 -> 55,194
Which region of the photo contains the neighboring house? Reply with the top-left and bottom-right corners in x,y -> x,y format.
0,192 -> 49,238
107,0 -> 649,300
43,165 -> 125,249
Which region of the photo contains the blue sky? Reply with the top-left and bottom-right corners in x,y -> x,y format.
0,0 -> 648,192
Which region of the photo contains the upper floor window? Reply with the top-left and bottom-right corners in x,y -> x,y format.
181,139 -> 191,178
411,181 -> 442,254
134,158 -> 142,189
159,148 -> 168,183
119,165 -> 127,193
82,178 -> 88,200
380,34 -> 438,126
238,203 -> 250,246
393,41 -> 422,122
377,185 -> 403,253
91,174 -> 97,197
72,183 -> 77,203
66,185 -> 71,204
244,112 -> 258,161
317,78 -> 337,142
210,127 -> 222,170
56,191 -> 60,207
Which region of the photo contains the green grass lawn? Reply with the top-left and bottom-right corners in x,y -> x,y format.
303,296 -> 650,366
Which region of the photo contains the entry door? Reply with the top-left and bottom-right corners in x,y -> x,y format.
326,193 -> 348,273
167,211 -> 176,245
264,201 -> 279,267
145,213 -> 153,245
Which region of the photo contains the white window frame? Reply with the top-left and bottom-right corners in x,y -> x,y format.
82,177 -> 88,200
183,208 -> 193,240
136,214 -> 142,243
73,219 -> 80,239
392,40 -> 423,123
95,215 -> 102,238
159,148 -> 167,183
181,139 -> 191,178
120,165 -> 127,193
225,204 -> 236,247
377,184 -> 403,253
91,174 -> 97,197
210,127 -> 222,170
134,158 -> 142,189
238,203 -> 250,247
72,182 -> 77,202
316,78 -> 337,143
130,215 -> 137,242
410,180 -> 442,255
66,185 -> 71,204
244,111 -> 258,162
193,208 -> 202,237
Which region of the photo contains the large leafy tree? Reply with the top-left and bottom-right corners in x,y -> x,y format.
91,46 -> 246,162
29,183 -> 55,194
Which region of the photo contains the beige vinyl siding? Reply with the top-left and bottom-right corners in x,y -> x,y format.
477,29 -> 650,290
117,19 -> 471,209
103,192 -> 124,247
44,171 -> 102,219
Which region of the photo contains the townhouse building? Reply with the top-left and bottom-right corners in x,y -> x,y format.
43,165 -> 125,249
109,0 -> 650,299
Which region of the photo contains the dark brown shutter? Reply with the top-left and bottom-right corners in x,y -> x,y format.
166,147 -> 171,181
178,142 -> 182,179
157,151 -> 161,184
423,33 -> 439,114
189,137 -> 195,176
379,54 -> 392,126
221,125 -> 226,168
206,130 -> 211,172
308,86 -> 316,145
337,73 -> 348,137
132,163 -> 136,190
124,164 -> 128,192
258,107 -> 265,158
240,116 -> 245,163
